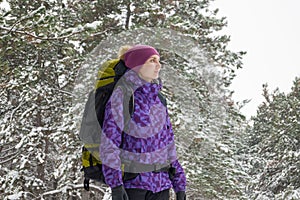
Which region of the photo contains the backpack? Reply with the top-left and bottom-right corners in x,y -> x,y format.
79,59 -> 168,191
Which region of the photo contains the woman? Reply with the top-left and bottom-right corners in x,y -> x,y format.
100,45 -> 186,200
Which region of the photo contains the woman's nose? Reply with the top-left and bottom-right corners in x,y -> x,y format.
156,61 -> 161,69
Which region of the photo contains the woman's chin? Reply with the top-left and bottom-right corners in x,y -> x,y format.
154,73 -> 159,79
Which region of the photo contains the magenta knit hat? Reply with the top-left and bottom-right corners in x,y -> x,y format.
124,45 -> 160,70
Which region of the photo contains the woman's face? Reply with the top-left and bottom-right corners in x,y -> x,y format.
138,55 -> 161,82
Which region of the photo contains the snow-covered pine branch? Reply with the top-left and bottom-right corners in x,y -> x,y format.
39,184 -> 106,198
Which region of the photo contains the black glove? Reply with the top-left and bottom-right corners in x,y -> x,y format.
176,191 -> 186,200
112,185 -> 129,200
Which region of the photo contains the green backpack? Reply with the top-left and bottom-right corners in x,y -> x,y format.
79,59 -> 168,191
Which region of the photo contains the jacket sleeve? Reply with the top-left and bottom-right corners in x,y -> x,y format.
100,87 -> 125,188
167,115 -> 187,193
170,159 -> 186,192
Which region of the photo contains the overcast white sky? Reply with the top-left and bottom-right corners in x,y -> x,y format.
211,0 -> 300,118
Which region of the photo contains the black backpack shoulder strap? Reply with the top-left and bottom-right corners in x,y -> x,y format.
114,60 -> 128,77
118,84 -> 134,122
115,80 -> 134,147
158,92 -> 167,107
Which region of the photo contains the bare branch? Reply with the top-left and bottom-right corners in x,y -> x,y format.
50,88 -> 75,96
0,83 -> 9,89
0,26 -> 112,41
0,151 -> 20,164
9,99 -> 25,123
39,184 -> 106,198
0,26 -> 85,40
0,151 -> 16,160
0,145 -> 15,153
89,28 -> 114,38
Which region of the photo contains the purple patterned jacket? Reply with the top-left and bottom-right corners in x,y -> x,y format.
100,70 -> 186,193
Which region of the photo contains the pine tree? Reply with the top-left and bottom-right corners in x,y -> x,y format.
247,78 -> 300,199
0,0 -> 249,199
0,0 -> 109,198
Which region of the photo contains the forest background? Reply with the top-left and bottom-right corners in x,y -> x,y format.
0,0 -> 299,199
